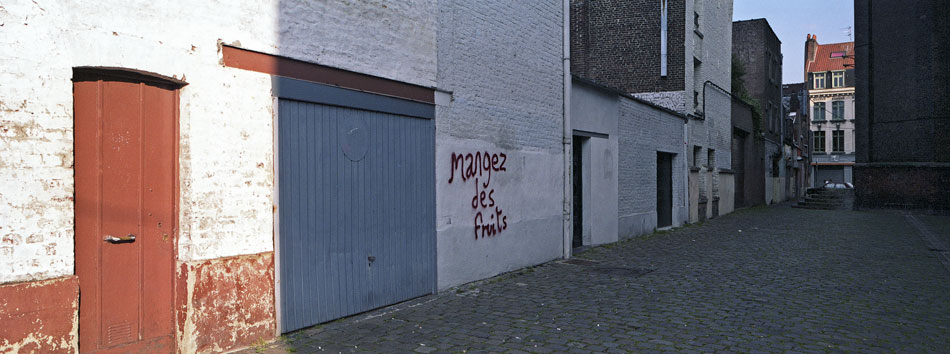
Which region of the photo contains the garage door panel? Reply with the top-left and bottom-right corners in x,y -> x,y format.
816,166 -> 846,184
278,98 -> 434,332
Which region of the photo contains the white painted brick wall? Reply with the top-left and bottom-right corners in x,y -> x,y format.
0,0 -> 436,283
682,0 -> 732,203
436,0 -> 564,152
435,0 -> 565,289
633,91 -> 687,113
618,99 -> 686,220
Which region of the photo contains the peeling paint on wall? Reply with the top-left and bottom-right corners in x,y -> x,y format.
176,252 -> 276,354
0,276 -> 78,353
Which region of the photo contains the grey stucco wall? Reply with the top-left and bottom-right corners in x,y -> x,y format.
571,81 -> 620,246
618,98 -> 688,238
435,0 -> 565,290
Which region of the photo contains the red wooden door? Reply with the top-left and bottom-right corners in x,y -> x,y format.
74,73 -> 178,353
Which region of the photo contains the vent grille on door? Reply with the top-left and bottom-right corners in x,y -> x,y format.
107,322 -> 132,345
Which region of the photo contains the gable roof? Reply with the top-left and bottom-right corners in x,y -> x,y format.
807,41 -> 854,73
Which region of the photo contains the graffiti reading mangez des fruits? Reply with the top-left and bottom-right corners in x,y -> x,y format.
448,152 -> 509,239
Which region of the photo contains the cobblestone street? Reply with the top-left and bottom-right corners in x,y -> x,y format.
250,205 -> 950,353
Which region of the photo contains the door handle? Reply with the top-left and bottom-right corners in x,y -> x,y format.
104,234 -> 136,243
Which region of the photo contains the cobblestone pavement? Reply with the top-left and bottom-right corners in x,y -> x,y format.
246,205 -> 950,353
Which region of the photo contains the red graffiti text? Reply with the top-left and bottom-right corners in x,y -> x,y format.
449,151 -> 510,239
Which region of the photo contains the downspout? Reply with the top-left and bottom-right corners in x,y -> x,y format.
780,85 -> 785,200
562,0 -> 573,259
683,110 -> 689,225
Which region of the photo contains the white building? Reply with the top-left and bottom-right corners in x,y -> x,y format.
804,35 -> 856,185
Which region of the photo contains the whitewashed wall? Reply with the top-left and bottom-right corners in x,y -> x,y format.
435,0 -> 565,289
0,0 -> 436,283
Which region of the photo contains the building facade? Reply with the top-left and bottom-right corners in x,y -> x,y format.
732,18 -> 790,204
854,0 -> 950,211
570,0 -> 734,223
805,35 -> 856,186
571,77 -> 689,247
0,1 -> 572,352
730,98 -> 766,208
783,82 -> 813,196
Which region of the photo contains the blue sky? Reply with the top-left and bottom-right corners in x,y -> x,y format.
733,0 -> 854,84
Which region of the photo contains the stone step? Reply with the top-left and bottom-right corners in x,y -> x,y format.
806,195 -> 844,201
792,203 -> 848,210
798,200 -> 845,206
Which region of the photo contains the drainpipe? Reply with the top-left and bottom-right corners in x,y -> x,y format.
683,113 -> 689,225
780,86 -> 785,200
562,0 -> 572,259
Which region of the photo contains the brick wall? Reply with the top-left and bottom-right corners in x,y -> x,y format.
854,0 -> 950,211
732,19 -> 782,141
435,0 -> 565,289
570,0 -> 686,94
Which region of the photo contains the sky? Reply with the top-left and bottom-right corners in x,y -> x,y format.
733,0 -> 854,84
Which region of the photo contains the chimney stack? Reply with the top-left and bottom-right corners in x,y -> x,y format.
805,34 -> 819,80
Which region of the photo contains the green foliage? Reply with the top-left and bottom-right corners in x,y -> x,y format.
253,338 -> 268,353
731,56 -> 764,137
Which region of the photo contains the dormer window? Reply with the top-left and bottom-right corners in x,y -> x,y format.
813,72 -> 826,89
830,51 -> 846,58
832,71 -> 845,88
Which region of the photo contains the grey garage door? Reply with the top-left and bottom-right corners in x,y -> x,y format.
815,166 -> 845,184
276,79 -> 435,332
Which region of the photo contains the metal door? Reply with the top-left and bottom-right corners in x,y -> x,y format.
74,73 -> 178,352
816,166 -> 845,184
277,98 -> 435,332
656,152 -> 674,228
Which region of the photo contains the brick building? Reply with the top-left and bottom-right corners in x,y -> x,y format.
732,18 -> 793,204
854,0 -> 950,211
783,82 -> 813,196
730,98 -> 766,208
0,1 -> 572,352
570,0 -> 734,223
805,35 -> 856,186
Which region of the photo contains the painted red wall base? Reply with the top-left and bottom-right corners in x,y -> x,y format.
0,276 -> 79,353
176,252 -> 276,353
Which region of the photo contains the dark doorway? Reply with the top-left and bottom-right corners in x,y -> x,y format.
732,129 -> 747,208
656,152 -> 674,228
572,136 -> 587,248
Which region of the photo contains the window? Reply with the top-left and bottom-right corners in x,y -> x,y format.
707,149 -> 715,169
692,146 -> 702,167
813,131 -> 826,153
813,102 -> 826,121
832,101 -> 844,120
813,72 -> 825,89
832,130 -> 844,153
832,71 -> 844,88
830,51 -> 846,58
660,0 -> 668,77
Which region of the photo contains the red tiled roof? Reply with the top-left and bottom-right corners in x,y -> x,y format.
807,41 -> 854,72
